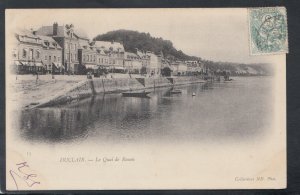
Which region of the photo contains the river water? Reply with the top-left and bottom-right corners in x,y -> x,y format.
16,77 -> 274,145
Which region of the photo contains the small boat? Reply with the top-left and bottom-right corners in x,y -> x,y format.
169,89 -> 182,94
192,92 -> 196,96
122,90 -> 151,98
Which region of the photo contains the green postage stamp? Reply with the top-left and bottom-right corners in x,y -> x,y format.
248,7 -> 288,55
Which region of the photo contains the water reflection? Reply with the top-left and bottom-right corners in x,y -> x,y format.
17,77 -> 273,144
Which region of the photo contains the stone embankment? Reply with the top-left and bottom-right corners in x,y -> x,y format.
13,76 -> 206,109
7,74 -> 205,109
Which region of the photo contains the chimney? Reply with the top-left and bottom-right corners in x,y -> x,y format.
53,22 -> 58,36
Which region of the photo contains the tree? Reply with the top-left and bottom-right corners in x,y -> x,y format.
161,67 -> 172,77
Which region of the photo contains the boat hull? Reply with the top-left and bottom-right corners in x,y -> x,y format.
122,91 -> 151,98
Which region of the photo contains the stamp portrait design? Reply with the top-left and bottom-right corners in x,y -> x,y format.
249,7 -> 288,55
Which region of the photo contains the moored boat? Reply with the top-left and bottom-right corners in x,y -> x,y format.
122,90 -> 151,97
169,89 -> 182,94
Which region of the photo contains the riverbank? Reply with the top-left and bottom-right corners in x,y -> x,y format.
9,74 -> 206,109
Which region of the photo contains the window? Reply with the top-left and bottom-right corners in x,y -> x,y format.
75,54 -> 77,61
83,55 -> 86,61
36,50 -> 40,59
58,57 -> 60,62
70,43 -> 73,50
74,44 -> 77,50
49,56 -> 51,61
54,56 -> 56,62
94,55 -> 96,62
29,49 -> 33,60
87,55 -> 89,62
71,53 -> 73,62
45,55 -> 47,60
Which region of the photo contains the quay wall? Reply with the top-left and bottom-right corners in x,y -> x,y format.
37,76 -> 206,108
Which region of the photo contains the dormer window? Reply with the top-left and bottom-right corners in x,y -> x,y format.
45,41 -> 49,47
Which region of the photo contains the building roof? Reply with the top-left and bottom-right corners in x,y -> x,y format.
36,26 -> 63,36
78,38 -> 92,50
37,35 -> 62,49
15,29 -> 43,45
96,49 -> 106,55
16,29 -> 40,39
36,24 -> 89,39
125,52 -> 139,59
93,41 -> 125,52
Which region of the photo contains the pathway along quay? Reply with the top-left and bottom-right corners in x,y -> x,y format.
11,75 -> 211,110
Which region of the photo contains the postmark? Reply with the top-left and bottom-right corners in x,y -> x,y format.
248,7 -> 288,55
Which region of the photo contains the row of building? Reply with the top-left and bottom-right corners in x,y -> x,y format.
11,23 -> 205,76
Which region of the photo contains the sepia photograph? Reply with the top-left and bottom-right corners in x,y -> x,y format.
5,8 -> 286,190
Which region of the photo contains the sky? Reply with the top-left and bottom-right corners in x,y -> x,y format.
6,8 -> 279,64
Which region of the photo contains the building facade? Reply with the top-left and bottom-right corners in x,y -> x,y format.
12,23 -> 201,77
37,35 -> 63,74
13,29 -> 45,74
124,52 -> 142,74
77,38 -> 97,73
35,23 -> 86,74
171,61 -> 188,76
135,50 -> 161,76
92,41 -> 125,72
96,49 -> 109,68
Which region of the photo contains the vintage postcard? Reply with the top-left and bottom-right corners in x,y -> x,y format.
5,8 -> 286,190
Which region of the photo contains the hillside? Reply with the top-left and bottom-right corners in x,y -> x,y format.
93,29 -> 200,61
93,30 -> 272,75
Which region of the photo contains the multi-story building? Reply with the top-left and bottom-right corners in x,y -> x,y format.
96,49 -> 109,68
124,52 -> 142,74
13,29 -> 45,74
37,35 -> 63,74
136,49 -> 161,76
36,23 -> 88,74
77,38 -> 97,73
171,61 -> 188,76
92,41 -> 125,71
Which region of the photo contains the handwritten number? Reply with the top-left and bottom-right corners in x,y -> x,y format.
9,162 -> 40,190
9,170 -> 19,190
